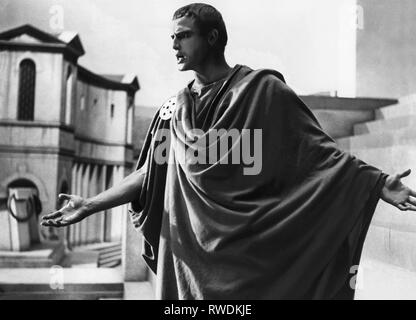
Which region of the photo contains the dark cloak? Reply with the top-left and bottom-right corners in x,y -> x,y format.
130,65 -> 386,300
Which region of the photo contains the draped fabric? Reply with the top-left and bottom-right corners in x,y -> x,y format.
130,65 -> 386,300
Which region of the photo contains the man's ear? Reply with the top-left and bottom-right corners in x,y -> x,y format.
207,29 -> 219,46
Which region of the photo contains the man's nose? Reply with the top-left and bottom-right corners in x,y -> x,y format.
172,38 -> 180,50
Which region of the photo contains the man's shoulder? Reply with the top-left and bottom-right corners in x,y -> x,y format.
230,66 -> 305,108
231,65 -> 288,95
248,66 -> 286,85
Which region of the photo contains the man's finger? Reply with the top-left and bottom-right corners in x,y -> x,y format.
398,204 -> 408,211
58,194 -> 72,201
54,216 -> 64,223
405,204 -> 416,211
399,169 -> 412,179
409,189 -> 416,197
58,219 -> 72,227
53,218 -> 71,227
407,197 -> 416,207
40,220 -> 48,226
41,211 -> 62,220
398,203 -> 416,212
40,219 -> 62,227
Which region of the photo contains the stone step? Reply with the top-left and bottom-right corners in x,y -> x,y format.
399,93 -> 416,105
100,250 -> 121,260
0,242 -> 66,268
300,95 -> 397,111
74,242 -> 120,252
99,260 -> 121,268
95,282 -> 155,300
0,268 -> 123,300
99,253 -> 121,267
61,249 -> 99,268
354,115 -> 416,136
375,102 -> 416,119
336,127 -> 416,150
123,282 -> 155,300
97,244 -> 121,268
363,223 -> 416,274
98,246 -> 121,256
73,242 -> 121,268
0,292 -> 120,300
355,258 -> 416,300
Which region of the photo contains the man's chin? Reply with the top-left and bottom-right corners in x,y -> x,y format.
177,63 -> 190,71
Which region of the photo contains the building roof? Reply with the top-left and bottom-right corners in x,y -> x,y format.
79,67 -> 140,93
0,24 -> 85,60
0,24 -> 140,93
100,74 -> 125,83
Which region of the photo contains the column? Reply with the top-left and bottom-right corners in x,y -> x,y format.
104,165 -> 113,242
81,164 -> 90,245
110,165 -> 124,242
68,163 -> 78,248
87,164 -> 98,243
0,200 -> 12,250
98,164 -> 107,242
75,163 -> 83,246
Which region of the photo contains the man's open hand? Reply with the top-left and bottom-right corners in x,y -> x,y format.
40,194 -> 89,227
381,169 -> 416,211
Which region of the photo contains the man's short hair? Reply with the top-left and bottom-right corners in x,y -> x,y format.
173,3 -> 228,55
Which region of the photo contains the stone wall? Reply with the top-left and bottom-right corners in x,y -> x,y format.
357,0 -> 416,99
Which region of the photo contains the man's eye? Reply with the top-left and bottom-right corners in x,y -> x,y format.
172,32 -> 192,41
179,32 -> 191,39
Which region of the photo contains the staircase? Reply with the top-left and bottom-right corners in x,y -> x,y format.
73,242 -> 122,268
337,97 -> 416,150
97,242 -> 122,268
0,240 -> 158,300
335,94 -> 416,279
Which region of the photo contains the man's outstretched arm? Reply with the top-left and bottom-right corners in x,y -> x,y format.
40,168 -> 146,228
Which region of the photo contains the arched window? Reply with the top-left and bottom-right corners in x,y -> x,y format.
8,178 -> 37,189
7,178 -> 41,246
17,59 -> 36,121
80,95 -> 85,111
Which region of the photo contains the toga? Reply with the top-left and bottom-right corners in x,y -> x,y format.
130,64 -> 386,300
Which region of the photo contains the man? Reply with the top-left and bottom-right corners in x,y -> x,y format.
42,3 -> 416,299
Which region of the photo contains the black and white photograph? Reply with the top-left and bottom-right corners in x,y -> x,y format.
1,0 -> 416,305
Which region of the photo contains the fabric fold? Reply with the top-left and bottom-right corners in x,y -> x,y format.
130,65 -> 386,299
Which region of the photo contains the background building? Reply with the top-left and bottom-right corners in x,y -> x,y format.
0,25 -> 139,269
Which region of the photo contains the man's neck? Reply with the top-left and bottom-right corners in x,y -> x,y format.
193,56 -> 232,87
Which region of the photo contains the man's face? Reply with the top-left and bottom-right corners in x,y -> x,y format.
171,16 -> 210,72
